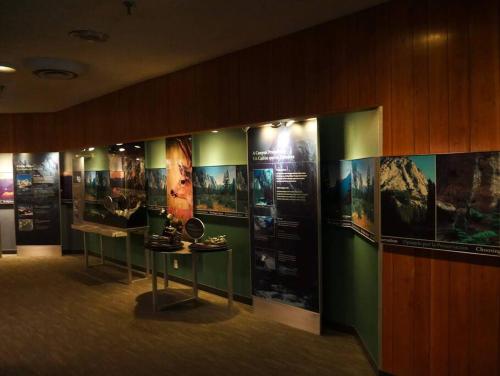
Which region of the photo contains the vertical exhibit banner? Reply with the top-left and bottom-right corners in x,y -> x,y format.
13,153 -> 61,245
248,120 -> 320,312
0,154 -> 14,205
380,152 -> 499,256
166,136 -> 193,225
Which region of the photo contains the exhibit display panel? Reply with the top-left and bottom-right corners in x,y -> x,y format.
319,111 -> 381,364
323,157 -> 377,242
0,154 -> 14,206
191,129 -> 252,298
193,165 -> 248,217
165,136 -> 193,226
248,119 -> 321,323
13,152 -> 61,246
83,143 -> 147,228
145,168 -> 166,212
381,151 -> 500,257
0,153 -> 16,252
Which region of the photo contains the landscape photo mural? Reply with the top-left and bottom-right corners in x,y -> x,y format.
193,165 -> 248,217
380,152 -> 499,257
323,158 -> 377,242
145,168 -> 167,211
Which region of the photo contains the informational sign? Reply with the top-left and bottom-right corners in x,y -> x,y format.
166,136 -> 193,226
381,152 -> 499,257
248,120 -> 320,312
13,152 -> 61,245
323,158 -> 377,242
193,165 -> 248,217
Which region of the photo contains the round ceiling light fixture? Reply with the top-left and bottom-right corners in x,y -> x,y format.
0,63 -> 16,73
25,57 -> 86,80
33,68 -> 79,80
69,29 -> 109,43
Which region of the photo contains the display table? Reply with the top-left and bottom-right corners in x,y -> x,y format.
146,242 -> 233,312
72,222 -> 149,284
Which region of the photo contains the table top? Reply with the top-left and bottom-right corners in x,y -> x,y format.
146,241 -> 231,255
71,221 -> 149,237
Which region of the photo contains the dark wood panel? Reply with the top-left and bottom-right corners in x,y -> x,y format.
389,0 -> 414,155
447,0 -> 471,152
391,251 -> 415,375
469,0 -> 500,151
428,0 -> 450,153
411,0 -> 430,154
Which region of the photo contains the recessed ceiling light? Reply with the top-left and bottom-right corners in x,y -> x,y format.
211,130 -> 219,133
134,145 -> 141,149
0,64 -> 16,73
88,147 -> 95,151
136,158 -> 140,161
119,148 -> 125,152
116,143 -> 123,146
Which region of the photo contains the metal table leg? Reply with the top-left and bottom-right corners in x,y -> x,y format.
84,233 -> 88,268
227,249 -> 233,310
163,253 -> 169,288
192,252 -> 198,300
144,231 -> 150,277
126,233 -> 132,284
151,251 -> 158,312
99,234 -> 104,265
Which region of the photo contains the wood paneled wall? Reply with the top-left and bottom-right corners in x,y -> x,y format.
1,0 -> 499,374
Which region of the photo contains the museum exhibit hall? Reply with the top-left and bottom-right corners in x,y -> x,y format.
0,1 -> 499,375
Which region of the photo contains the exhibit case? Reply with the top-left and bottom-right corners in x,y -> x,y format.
83,143 -> 147,228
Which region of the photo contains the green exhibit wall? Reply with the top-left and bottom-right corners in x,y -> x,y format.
319,110 -> 380,364
83,133 -> 251,299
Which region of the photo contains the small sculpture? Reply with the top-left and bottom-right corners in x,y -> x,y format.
160,213 -> 183,246
203,235 -> 227,246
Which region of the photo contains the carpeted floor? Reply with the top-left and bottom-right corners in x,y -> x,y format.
0,255 -> 374,376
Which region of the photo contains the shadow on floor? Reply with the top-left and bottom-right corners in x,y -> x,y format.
134,290 -> 239,324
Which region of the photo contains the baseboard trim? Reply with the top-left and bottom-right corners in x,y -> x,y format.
86,251 -> 252,305
326,322 -> 379,374
0,249 -> 17,255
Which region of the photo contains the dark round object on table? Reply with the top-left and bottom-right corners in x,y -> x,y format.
189,242 -> 228,252
145,240 -> 184,252
185,217 -> 205,241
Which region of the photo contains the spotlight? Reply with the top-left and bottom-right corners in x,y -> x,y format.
134,145 -> 141,149
211,130 -> 219,133
116,143 -> 123,146
88,147 -> 95,151
119,148 -> 125,152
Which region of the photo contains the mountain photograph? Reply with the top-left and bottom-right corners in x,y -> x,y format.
322,160 -> 352,224
380,155 -> 436,240
436,152 -> 499,247
193,165 -> 237,213
351,158 -> 376,236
